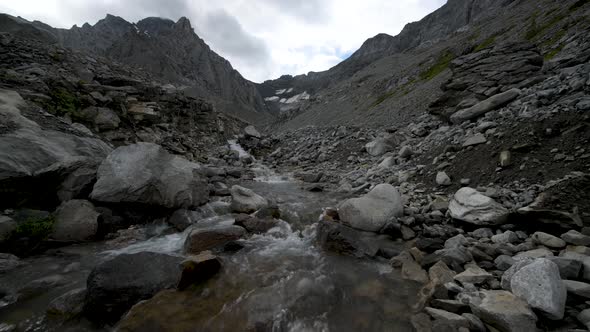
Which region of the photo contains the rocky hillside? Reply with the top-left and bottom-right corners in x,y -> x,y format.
0,13 -> 271,124
259,0 -> 590,130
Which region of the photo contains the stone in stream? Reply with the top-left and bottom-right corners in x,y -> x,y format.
468,290 -> 537,332
51,199 -> 99,242
510,258 -> 566,320
84,252 -> 183,325
234,214 -> 278,234
338,183 -> 403,232
177,251 -> 222,291
316,218 -> 380,258
184,225 -> 246,254
448,187 -> 508,226
47,287 -> 86,317
229,185 -> 268,213
90,142 -> 209,209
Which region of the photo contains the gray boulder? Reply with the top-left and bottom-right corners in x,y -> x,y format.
90,142 -> 209,209
436,172 -> 452,186
0,89 -> 111,206
365,133 -> 404,156
47,287 -> 86,317
184,225 -> 246,254
450,88 -> 520,124
449,187 -> 508,225
244,125 -> 262,138
532,231 -> 566,248
468,290 -> 537,332
316,218 -> 381,258
548,257 -> 582,279
338,184 -> 403,232
52,199 -> 99,242
84,252 -> 183,325
229,185 -> 268,213
177,252 -> 222,291
510,258 -> 566,320
561,230 -> 590,246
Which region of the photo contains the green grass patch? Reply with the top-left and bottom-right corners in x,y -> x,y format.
370,90 -> 397,108
419,51 -> 455,81
570,0 -> 590,11
542,29 -> 567,47
474,35 -> 496,51
544,44 -> 565,60
525,12 -> 566,40
11,216 -> 55,240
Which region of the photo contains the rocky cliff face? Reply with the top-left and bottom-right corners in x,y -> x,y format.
26,14 -> 271,124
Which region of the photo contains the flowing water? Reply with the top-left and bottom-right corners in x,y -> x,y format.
0,142 -> 419,331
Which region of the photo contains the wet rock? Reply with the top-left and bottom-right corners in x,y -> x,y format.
167,209 -> 202,231
468,290 -> 537,332
57,162 -> 99,202
0,216 -> 16,242
177,251 -> 221,291
84,252 -> 183,325
449,187 -> 508,225
234,214 -> 278,234
561,230 -> 590,246
338,184 -> 403,232
51,199 -> 99,242
230,185 -> 268,214
184,225 -> 246,254
510,258 -> 566,320
90,143 -> 209,209
450,88 -> 521,124
0,253 -> 22,273
398,251 -> 429,284
436,172 -> 451,186
47,287 -> 86,317
563,280 -> 590,299
317,219 -> 380,258
19,275 -> 67,299
532,231 -> 566,248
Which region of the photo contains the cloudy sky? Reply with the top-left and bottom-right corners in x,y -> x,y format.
0,0 -> 446,82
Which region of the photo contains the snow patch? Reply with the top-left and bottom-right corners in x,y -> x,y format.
264,96 -> 280,102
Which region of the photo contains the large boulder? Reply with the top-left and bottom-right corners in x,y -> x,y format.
177,252 -> 222,291
84,252 -> 183,325
364,132 -> 405,156
229,185 -> 268,213
449,187 -> 509,225
338,184 -> 404,232
90,143 -> 209,209
0,89 -> 111,207
510,258 -> 566,320
468,290 -> 537,332
51,199 -> 99,242
450,88 -> 521,124
183,225 -> 246,254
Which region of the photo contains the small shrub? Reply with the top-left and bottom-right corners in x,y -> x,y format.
44,88 -> 79,116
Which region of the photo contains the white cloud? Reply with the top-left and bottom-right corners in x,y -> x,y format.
0,0 -> 446,82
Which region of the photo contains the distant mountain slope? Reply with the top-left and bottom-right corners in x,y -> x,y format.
258,0 -> 589,130
0,13 -> 271,124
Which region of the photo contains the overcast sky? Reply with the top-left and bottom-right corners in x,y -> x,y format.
0,0 -> 446,82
